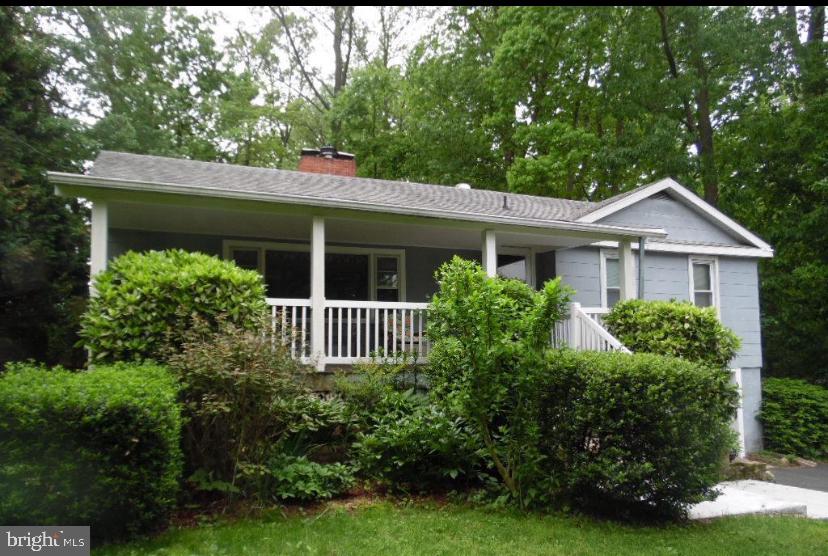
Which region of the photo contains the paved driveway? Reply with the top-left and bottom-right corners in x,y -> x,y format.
773,464 -> 828,493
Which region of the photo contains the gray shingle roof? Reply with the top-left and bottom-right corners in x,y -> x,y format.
90,151 -> 602,224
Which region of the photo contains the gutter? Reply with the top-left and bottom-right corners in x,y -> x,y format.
48,171 -> 668,240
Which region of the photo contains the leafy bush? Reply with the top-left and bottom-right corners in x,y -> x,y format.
760,378 -> 828,459
240,455 -> 354,502
603,299 -> 740,369
353,389 -> 482,490
426,256 -> 570,506
0,362 -> 182,540
539,350 -> 737,518
165,316 -> 310,488
334,352 -> 425,423
80,249 -> 267,362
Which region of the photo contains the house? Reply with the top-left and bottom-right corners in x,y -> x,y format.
48,148 -> 773,453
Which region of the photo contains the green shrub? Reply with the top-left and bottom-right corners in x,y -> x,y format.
539,350 -> 737,518
80,249 -> 267,362
165,316 -> 310,487
239,455 -> 354,502
426,256 -> 570,506
353,389 -> 482,491
334,353 -> 426,427
760,378 -> 828,459
603,299 -> 740,368
0,362 -> 182,540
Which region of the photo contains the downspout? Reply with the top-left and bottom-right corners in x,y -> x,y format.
638,236 -> 646,299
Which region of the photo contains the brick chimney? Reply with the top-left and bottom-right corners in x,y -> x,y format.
298,146 -> 356,177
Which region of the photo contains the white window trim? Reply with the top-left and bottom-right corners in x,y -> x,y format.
688,255 -> 720,314
222,239 -> 406,301
599,249 -> 620,309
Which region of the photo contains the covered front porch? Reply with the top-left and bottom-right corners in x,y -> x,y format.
82,194 -> 655,370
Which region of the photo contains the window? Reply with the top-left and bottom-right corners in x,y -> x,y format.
376,256 -> 400,302
230,248 -> 259,272
327,253 -> 369,300
601,250 -> 621,308
690,257 -> 717,308
224,241 -> 404,301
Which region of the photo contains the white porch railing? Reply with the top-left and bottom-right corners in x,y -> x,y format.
324,300 -> 430,364
267,298 -> 628,366
266,298 -> 312,360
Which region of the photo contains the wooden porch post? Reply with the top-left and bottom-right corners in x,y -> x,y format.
619,238 -> 635,301
89,201 -> 108,296
311,216 -> 326,371
482,229 -> 497,277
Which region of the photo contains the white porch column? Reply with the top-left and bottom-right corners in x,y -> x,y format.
619,238 -> 635,301
310,216 -> 326,371
482,229 -> 497,277
89,201 -> 108,296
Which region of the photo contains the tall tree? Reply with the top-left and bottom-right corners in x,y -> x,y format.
0,7 -> 90,367
41,6 -> 226,159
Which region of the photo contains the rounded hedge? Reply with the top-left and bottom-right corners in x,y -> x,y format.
538,350 -> 738,518
0,362 -> 182,540
80,249 -> 267,362
603,299 -> 740,369
760,378 -> 828,459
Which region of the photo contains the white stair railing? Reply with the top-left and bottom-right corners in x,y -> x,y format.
562,302 -> 630,353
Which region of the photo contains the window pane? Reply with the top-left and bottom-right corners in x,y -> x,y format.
377,271 -> 398,289
376,288 -> 399,302
693,263 -> 711,290
606,258 -> 620,288
265,250 -> 309,298
377,256 -> 398,272
607,288 -> 621,308
326,253 -> 369,300
377,256 -> 399,291
231,249 -> 259,271
695,291 -> 713,307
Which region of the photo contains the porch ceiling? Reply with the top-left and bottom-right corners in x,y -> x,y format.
107,200 -> 621,251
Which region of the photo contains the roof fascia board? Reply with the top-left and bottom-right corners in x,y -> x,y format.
590,239 -> 773,258
50,172 -> 667,240
577,178 -> 772,251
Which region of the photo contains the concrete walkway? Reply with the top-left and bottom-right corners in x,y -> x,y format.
690,480 -> 828,520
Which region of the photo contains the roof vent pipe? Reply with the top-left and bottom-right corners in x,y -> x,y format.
455,183 -> 471,190
503,195 -> 509,210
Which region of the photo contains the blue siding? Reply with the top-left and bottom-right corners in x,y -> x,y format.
599,194 -> 747,246
719,257 -> 763,369
554,247 -> 602,306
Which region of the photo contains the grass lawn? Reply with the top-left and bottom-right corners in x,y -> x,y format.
96,499 -> 828,556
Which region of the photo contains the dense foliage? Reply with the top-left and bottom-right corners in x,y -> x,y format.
603,299 -> 740,368
760,378 -> 828,459
539,350 -> 737,518
336,356 -> 483,492
0,7 -> 89,368
165,315 -> 321,493
0,362 -> 182,540
80,250 -> 267,362
426,257 -> 570,505
241,455 -> 355,502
